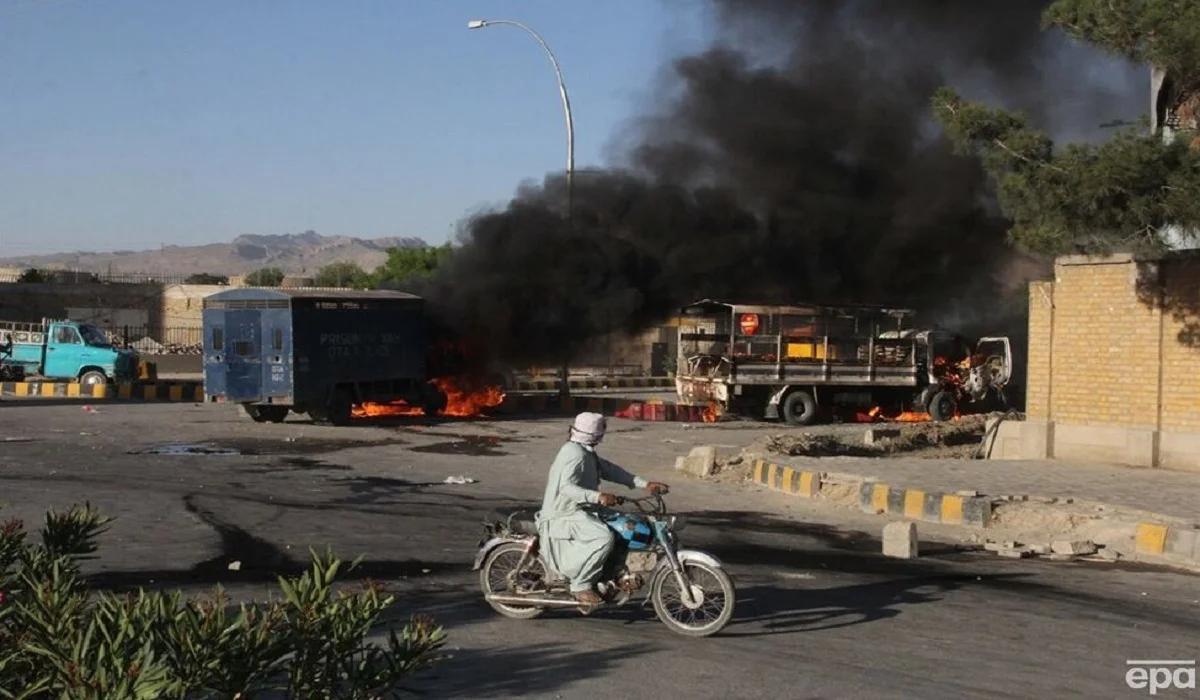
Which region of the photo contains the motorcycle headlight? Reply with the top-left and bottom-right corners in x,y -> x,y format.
669,515 -> 688,532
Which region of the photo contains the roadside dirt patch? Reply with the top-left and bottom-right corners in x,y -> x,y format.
748,414 -> 992,460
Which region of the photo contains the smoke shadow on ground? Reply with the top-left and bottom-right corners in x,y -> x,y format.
83,491 -> 486,590
406,642 -> 657,699
725,575 -> 1003,637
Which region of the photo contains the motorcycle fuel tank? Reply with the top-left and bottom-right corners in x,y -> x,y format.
603,514 -> 654,550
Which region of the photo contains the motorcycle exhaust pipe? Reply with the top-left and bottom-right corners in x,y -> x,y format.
486,594 -> 583,608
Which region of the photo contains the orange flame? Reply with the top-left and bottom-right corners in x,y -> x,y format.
701,401 -> 720,423
350,376 -> 506,420
435,376 -> 506,417
851,406 -> 959,423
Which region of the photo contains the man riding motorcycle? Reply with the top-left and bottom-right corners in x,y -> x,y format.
535,412 -> 669,606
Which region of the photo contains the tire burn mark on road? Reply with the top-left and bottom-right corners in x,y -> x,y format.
126,437 -> 408,457
409,435 -> 511,457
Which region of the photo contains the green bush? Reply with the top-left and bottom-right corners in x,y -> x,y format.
0,504 -> 447,699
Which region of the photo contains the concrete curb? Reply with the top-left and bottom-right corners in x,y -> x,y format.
510,377 -> 674,391
749,459 -> 822,497
856,481 -> 994,527
1,380 -> 204,402
1132,521 -> 1200,563
745,458 -> 1200,571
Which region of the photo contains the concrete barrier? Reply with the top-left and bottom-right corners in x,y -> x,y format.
857,481 -> 994,527
1,380 -> 204,402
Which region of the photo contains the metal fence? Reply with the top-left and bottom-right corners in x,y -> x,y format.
518,364 -> 650,378
103,325 -> 204,355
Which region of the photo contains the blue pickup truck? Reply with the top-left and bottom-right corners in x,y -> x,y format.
0,319 -> 140,385
202,288 -> 447,425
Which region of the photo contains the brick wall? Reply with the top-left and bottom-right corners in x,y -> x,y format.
1025,281 -> 1054,419
1025,253 -> 1200,469
1159,257 -> 1200,433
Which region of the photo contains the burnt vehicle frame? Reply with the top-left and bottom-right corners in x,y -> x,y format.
673,299 -> 1011,425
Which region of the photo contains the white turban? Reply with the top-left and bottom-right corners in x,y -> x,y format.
569,412 -> 607,447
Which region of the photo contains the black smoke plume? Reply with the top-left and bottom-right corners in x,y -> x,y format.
419,0 -> 1145,369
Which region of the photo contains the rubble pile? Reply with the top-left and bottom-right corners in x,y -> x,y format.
751,415 -> 991,460
761,433 -> 869,458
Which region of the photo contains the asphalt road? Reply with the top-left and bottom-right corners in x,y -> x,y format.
0,401 -> 1197,699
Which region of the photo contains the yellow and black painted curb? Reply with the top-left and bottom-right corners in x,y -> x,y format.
750,459 -> 992,526
751,459 -> 996,527
1,380 -> 204,402
1132,521 -> 1200,562
510,377 -> 674,391
857,481 -> 994,527
750,459 -> 822,497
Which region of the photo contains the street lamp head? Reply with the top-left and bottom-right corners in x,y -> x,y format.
467,19 -> 487,29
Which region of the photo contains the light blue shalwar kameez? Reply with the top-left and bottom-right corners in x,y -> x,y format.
535,440 -> 648,593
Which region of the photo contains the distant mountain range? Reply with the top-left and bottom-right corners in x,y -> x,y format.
0,232 -> 427,277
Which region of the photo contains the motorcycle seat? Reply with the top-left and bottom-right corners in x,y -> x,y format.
486,507 -> 539,537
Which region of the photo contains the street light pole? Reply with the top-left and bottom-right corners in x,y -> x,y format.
468,18 -> 575,401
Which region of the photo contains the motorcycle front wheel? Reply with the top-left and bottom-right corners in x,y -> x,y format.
480,541 -> 547,620
650,561 -> 736,637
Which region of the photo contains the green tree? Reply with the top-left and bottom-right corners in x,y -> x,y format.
16,268 -> 45,283
1043,0 -> 1200,89
184,272 -> 229,285
931,0 -> 1200,256
314,261 -> 370,289
369,244 -> 454,289
244,267 -> 285,287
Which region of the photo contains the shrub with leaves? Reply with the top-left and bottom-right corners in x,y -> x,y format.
0,504 -> 447,699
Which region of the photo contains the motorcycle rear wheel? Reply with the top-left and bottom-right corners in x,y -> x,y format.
480,542 -> 547,620
650,561 -> 736,637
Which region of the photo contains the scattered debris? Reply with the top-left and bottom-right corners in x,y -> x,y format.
443,475 -> 477,485
752,415 -> 992,460
998,548 -> 1032,559
82,405 -> 98,413
1051,539 -> 1097,556
675,445 -> 717,477
761,433 -> 858,457
227,561 -> 242,571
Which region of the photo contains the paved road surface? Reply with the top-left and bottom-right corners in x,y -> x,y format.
0,402 -> 1196,698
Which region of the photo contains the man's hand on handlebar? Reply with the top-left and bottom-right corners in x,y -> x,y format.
597,492 -> 620,507
645,482 -> 670,495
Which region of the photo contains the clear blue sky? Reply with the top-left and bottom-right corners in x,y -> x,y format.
0,0 -> 714,255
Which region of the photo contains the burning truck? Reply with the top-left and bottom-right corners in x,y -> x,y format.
673,299 -> 1011,425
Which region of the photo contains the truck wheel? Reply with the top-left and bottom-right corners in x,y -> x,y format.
79,370 -> 107,386
928,391 -> 957,422
242,404 -> 269,422
781,390 -> 818,426
422,384 -> 449,416
327,391 -> 354,426
258,406 -> 289,423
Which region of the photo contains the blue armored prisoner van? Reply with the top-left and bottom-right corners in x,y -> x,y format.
201,288 -> 447,425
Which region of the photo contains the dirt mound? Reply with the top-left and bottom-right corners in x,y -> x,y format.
753,414 -> 992,460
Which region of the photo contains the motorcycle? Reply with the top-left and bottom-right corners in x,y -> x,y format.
473,493 -> 736,638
